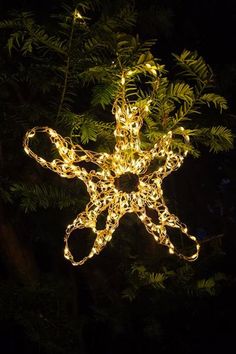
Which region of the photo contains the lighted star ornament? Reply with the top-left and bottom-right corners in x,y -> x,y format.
23,75 -> 200,266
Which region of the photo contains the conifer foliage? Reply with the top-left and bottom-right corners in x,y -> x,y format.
0,2 -> 235,353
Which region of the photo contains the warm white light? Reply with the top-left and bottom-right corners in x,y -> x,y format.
23,75 -> 200,266
74,10 -> 83,19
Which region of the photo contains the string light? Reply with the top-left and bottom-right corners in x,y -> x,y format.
23,74 -> 200,266
74,10 -> 83,20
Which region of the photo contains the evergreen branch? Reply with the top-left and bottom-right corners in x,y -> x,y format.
194,126 -> 234,152
171,101 -> 199,127
170,139 -> 200,157
0,12 -> 67,55
27,26 -> 67,54
10,183 -> 81,212
0,185 -> 12,203
79,65 -> 114,84
0,19 -> 21,29
197,273 -> 227,296
0,11 -> 33,29
56,11 -> 77,118
72,116 -> 114,144
7,31 -> 25,54
167,81 -> 194,104
173,49 -> 213,85
76,119 -> 98,144
198,93 -> 228,113
102,3 -> 137,31
122,264 -> 175,301
143,115 -> 157,128
131,264 -> 169,288
91,83 -> 117,108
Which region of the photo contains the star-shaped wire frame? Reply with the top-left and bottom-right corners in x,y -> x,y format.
23,77 -> 200,266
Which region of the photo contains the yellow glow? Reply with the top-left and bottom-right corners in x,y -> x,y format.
74,10 -> 83,19
23,76 -> 200,266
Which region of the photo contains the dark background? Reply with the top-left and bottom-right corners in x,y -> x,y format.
0,1 -> 236,353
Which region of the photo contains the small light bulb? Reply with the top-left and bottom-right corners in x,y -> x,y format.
74,10 -> 83,19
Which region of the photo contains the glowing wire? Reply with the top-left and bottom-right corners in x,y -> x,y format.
23,75 -> 200,266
